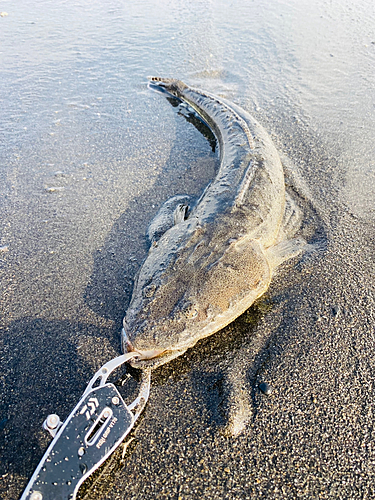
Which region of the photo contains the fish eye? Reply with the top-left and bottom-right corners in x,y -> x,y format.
183,305 -> 198,319
143,284 -> 157,298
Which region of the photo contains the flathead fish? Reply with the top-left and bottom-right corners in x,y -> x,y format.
123,78 -> 304,369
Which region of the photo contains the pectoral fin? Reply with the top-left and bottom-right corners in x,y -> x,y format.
265,237 -> 306,270
147,195 -> 191,243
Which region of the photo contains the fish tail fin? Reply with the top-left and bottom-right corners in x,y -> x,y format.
147,76 -> 188,96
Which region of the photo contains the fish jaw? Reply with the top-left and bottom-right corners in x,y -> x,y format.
121,327 -> 187,369
121,326 -> 165,359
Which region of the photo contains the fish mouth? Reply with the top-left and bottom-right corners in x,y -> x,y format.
121,327 -> 166,361
121,327 -> 186,369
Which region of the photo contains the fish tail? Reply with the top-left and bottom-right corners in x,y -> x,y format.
147,76 -> 188,97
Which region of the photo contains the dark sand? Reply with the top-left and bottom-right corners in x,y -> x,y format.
1,0 -> 375,498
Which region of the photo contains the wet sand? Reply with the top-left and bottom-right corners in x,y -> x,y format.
1,0 -> 375,498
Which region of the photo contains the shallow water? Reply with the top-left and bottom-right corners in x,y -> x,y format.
1,0 -> 375,498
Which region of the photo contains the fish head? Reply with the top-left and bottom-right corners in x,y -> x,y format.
123,223 -> 271,370
123,228 -> 215,369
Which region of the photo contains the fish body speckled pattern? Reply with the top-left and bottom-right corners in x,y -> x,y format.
122,78 -> 305,369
